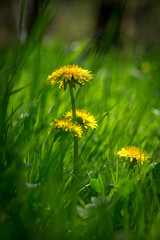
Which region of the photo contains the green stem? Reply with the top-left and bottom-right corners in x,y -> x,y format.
69,83 -> 76,121
73,136 -> 78,177
69,83 -> 78,178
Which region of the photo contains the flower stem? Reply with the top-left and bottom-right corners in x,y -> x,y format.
69,83 -> 78,178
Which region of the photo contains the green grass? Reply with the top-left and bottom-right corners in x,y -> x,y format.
0,19 -> 160,240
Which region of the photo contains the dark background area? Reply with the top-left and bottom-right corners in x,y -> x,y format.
0,0 -> 160,50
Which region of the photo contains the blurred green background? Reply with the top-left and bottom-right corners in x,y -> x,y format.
0,0 -> 160,48
0,0 -> 160,240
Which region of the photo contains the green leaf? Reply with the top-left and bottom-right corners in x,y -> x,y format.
117,179 -> 135,197
90,179 -> 102,193
76,206 -> 87,219
98,171 -> 111,189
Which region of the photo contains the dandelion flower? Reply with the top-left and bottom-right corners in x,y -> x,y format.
49,118 -> 83,138
46,65 -> 93,90
64,109 -> 98,130
117,146 -> 149,164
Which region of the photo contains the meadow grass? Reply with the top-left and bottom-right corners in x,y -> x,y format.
0,22 -> 160,240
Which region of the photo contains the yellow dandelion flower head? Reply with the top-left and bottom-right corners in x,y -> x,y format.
64,109 -> 98,130
49,118 -> 83,138
117,146 -> 149,164
46,65 -> 93,90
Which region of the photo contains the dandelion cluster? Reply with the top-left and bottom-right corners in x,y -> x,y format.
47,65 -> 97,140
46,65 -> 93,90
47,64 -> 98,179
65,109 -> 98,130
50,118 -> 83,138
117,146 -> 149,164
50,109 -> 98,138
